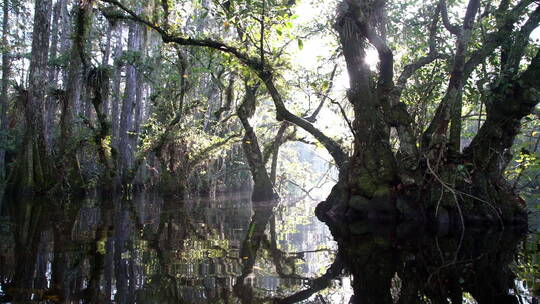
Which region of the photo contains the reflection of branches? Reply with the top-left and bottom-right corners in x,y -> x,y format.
271,253 -> 344,304
261,235 -> 309,280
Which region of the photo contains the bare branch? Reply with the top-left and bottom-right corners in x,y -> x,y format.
439,0 -> 460,36
306,64 -> 338,122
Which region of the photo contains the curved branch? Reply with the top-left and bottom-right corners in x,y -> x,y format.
464,48 -> 540,173
100,0 -> 347,170
306,64 -> 338,122
502,5 -> 540,72
272,254 -> 344,304
364,26 -> 394,87
422,0 -> 481,151
259,72 -> 348,169
439,0 -> 460,36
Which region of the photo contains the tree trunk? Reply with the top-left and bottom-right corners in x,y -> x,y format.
101,21 -> 114,117
237,83 -> 277,202
336,5 -> 397,200
270,122 -> 289,185
58,0 -> 96,194
0,0 -> 10,182
119,19 -> 141,184
111,25 -> 123,148
8,0 -> 53,194
44,0 -> 63,153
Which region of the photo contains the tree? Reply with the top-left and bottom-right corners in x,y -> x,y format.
101,0 -> 539,225
8,0 -> 53,194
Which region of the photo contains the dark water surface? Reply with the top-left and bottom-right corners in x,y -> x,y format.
0,193 -> 538,303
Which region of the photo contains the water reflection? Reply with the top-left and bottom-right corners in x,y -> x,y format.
0,194 -> 338,303
325,220 -> 534,304
0,194 -> 537,303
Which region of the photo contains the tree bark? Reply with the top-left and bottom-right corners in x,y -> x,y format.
58,0 -> 95,194
111,25 -> 123,147
0,0 -> 10,181
44,0 -> 63,153
9,0 -> 53,194
119,19 -> 141,184
237,83 -> 277,202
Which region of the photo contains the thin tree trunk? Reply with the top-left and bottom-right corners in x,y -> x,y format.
101,22 -> 113,117
0,0 -> 10,181
237,83 -> 276,202
111,25 -> 123,148
270,122 -> 289,185
134,27 -> 146,139
119,20 -> 141,183
44,0 -> 62,153
59,1 -> 94,193
59,0 -> 71,85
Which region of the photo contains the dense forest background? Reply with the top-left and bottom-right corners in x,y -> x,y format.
0,0 -> 538,224
0,0 -> 342,200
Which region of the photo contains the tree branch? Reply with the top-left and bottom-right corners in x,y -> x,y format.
439,0 -> 460,36
396,4 -> 445,92
306,64 -> 338,122
186,133 -> 242,171
422,0 -> 481,152
100,0 -> 347,170
364,25 -> 394,88
463,0 -> 535,79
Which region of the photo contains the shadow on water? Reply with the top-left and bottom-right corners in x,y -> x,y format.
0,194 -> 538,303
326,220 -> 534,304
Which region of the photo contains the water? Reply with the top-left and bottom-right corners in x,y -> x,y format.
0,193 -> 538,303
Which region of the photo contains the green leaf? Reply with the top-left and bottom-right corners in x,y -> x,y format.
297,39 -> 303,50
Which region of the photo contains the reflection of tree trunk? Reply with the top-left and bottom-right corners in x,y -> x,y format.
325,221 -> 525,304
114,204 -> 129,304
274,254 -> 343,304
9,199 -> 47,301
104,232 -> 114,301
233,203 -> 277,304
51,204 -> 80,301
34,230 -> 51,290
87,199 -> 114,304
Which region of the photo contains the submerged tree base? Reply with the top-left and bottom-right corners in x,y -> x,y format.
316,178 -> 528,230
323,219 -> 528,304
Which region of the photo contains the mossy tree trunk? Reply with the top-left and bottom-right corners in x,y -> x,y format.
8,0 -> 54,195
319,0 -> 539,226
